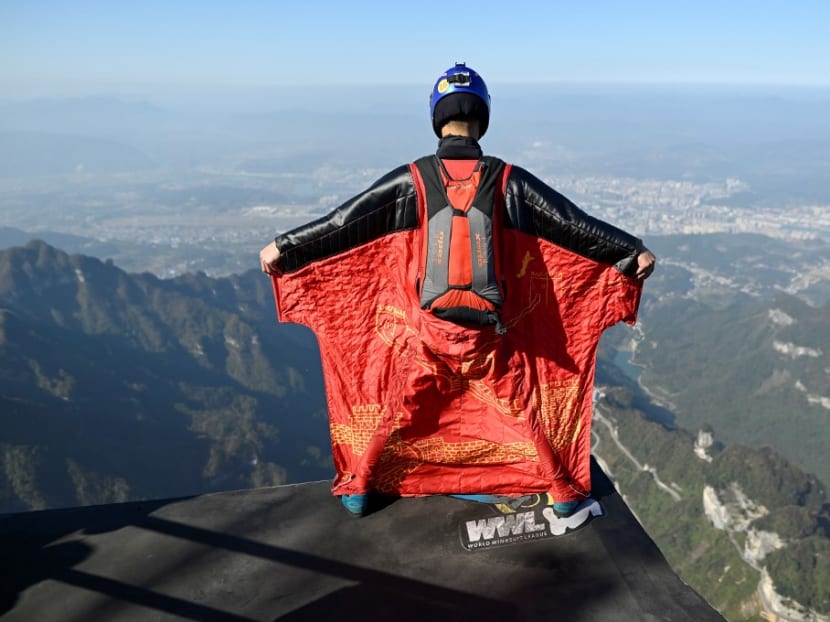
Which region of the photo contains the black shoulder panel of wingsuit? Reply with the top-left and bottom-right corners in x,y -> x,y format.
275,164 -> 418,274
275,162 -> 645,276
504,165 -> 645,277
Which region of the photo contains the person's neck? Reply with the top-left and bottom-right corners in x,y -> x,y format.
437,135 -> 482,160
440,119 -> 479,139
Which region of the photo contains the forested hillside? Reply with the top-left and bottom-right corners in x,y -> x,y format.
0,241 -> 331,512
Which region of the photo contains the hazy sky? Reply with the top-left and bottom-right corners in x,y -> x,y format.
2,0 -> 829,98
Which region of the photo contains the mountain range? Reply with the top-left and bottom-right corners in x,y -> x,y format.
1,237 -> 828,621
592,378 -> 829,621
0,240 -> 331,512
635,233 -> 830,487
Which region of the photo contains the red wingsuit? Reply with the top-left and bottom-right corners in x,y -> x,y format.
271,136 -> 645,504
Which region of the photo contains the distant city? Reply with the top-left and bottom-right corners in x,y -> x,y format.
1,86 -> 828,276
1,163 -> 827,275
548,174 -> 830,240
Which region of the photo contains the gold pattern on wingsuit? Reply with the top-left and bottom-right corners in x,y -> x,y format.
330,404 -> 386,457
331,403 -> 541,493
536,381 -> 583,450
371,413 -> 539,492
516,251 -> 535,278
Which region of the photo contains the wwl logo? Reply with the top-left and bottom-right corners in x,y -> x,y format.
460,500 -> 603,551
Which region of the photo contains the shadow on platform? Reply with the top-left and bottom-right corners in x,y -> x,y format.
0,460 -> 725,621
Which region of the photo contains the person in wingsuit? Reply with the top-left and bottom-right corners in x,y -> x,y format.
260,63 -> 655,517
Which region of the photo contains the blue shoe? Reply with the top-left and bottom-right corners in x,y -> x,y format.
552,500 -> 580,517
340,493 -> 370,517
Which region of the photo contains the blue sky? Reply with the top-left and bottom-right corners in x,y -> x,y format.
2,0 -> 829,98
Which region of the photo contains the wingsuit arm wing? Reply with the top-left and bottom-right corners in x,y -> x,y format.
505,166 -> 649,277
274,165 -> 418,274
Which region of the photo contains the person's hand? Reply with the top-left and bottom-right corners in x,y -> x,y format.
635,251 -> 656,280
260,242 -> 281,275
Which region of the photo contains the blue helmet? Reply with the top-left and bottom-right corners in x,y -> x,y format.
430,62 -> 491,138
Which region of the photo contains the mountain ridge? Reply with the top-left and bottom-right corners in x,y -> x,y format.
0,240 -> 331,512
593,384 -> 829,620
